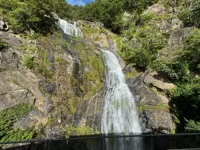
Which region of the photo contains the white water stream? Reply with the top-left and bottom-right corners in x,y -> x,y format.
101,50 -> 142,150
101,50 -> 141,134
58,19 -> 142,148
58,19 -> 83,37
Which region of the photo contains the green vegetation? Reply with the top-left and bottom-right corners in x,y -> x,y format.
138,104 -> 169,112
185,120 -> 200,133
23,55 -> 35,69
178,0 -> 200,27
0,0 -> 73,33
70,0 -> 158,33
0,40 -> 8,51
155,60 -> 190,82
154,27 -> 200,133
183,29 -> 200,72
62,125 -> 99,138
170,81 -> 200,132
0,104 -> 34,143
119,13 -> 168,69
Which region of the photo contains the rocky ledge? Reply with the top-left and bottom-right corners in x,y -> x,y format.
126,71 -> 175,134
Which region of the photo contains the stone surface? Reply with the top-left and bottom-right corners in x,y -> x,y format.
78,21 -> 119,51
73,91 -> 104,130
45,126 -> 65,139
0,29 -> 105,138
144,4 -> 166,14
159,27 -> 194,61
128,74 -> 171,105
127,73 -> 174,133
168,27 -> 194,49
144,73 -> 176,91
13,110 -> 48,129
142,110 -> 174,133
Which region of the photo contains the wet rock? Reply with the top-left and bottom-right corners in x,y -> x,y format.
122,63 -> 136,74
128,74 -> 170,105
0,25 -> 105,138
45,126 -> 65,139
73,91 -> 104,130
51,12 -> 59,21
127,73 -> 174,133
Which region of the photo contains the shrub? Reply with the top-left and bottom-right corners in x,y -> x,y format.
134,48 -> 155,69
178,0 -> 200,27
170,82 -> 200,132
189,0 -> 200,27
0,104 -> 34,143
120,30 -> 167,69
185,120 -> 200,132
0,40 -> 8,51
156,60 -> 190,82
183,29 -> 200,71
0,0 -> 56,33
63,125 -> 99,138
23,55 -> 35,69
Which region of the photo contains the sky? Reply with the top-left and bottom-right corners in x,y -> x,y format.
66,0 -> 95,6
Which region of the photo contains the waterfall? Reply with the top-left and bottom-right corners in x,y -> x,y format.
101,50 -> 142,150
58,19 -> 83,37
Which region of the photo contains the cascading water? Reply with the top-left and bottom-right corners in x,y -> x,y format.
58,19 -> 83,37
101,49 -> 142,150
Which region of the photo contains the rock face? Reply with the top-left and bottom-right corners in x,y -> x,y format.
0,28 -> 105,139
168,27 -> 194,49
144,72 -> 176,91
0,32 -> 46,112
142,110 -> 174,134
144,4 -> 166,14
127,73 -> 175,133
13,110 -> 48,129
78,21 -> 119,52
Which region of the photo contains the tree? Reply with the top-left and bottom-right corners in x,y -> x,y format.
0,0 -> 71,33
